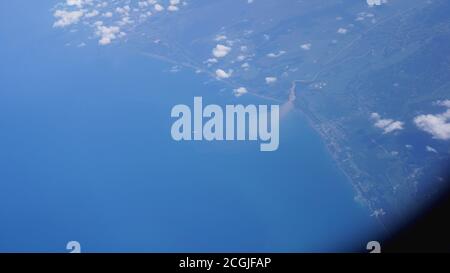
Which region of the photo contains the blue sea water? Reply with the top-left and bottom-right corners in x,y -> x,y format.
0,1 -> 379,252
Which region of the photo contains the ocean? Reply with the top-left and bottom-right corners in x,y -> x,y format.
0,37 -> 379,251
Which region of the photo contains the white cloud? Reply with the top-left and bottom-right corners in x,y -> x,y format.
215,69 -> 232,79
205,58 -> 218,64
426,146 -> 438,154
233,87 -> 248,97
367,0 -> 387,7
168,5 -> 179,11
266,50 -> 286,58
437,100 -> 450,108
300,43 -> 312,50
212,44 -> 232,58
84,10 -> 98,18
371,112 -> 404,134
414,103 -> 450,140
53,10 -> 84,28
67,0 -> 85,8
116,6 -> 130,14
265,77 -> 277,84
214,35 -> 227,42
53,0 -> 187,47
337,28 -> 348,34
96,25 -> 121,45
236,55 -> 246,62
371,208 -> 386,218
154,4 -> 165,12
